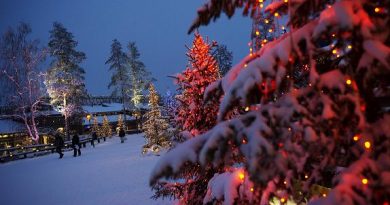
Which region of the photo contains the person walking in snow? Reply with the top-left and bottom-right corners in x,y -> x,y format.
54,132 -> 64,159
119,127 -> 125,143
91,131 -> 97,148
72,133 -> 81,157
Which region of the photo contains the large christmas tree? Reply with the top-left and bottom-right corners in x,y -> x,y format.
151,32 -> 221,204
143,83 -> 170,149
175,32 -> 220,137
152,1 -> 390,205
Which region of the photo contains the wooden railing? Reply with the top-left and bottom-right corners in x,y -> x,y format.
0,129 -> 141,163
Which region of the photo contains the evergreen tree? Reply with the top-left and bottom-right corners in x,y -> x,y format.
45,22 -> 87,139
91,116 -> 100,135
151,32 -> 221,204
143,83 -> 169,149
116,114 -> 124,133
126,42 -> 151,108
101,115 -> 112,137
152,1 -> 390,205
213,44 -> 233,77
175,32 -> 220,136
106,39 -> 130,128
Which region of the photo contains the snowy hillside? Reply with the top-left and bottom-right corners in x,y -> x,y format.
0,134 -> 170,205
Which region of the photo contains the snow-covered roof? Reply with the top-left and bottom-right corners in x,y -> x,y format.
0,119 -> 25,133
83,114 -> 135,125
83,103 -> 124,113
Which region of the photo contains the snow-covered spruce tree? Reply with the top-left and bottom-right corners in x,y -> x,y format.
0,22 -> 47,142
106,39 -> 131,127
143,83 -> 170,150
151,32 -> 221,204
213,44 -> 233,77
151,1 -> 390,205
101,115 -> 112,137
126,42 -> 152,108
45,22 -> 87,140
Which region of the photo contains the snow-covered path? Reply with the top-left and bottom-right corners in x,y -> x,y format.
0,134 -> 170,205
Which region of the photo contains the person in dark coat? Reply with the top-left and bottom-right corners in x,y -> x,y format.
72,133 -> 81,157
54,132 -> 64,159
91,131 -> 97,148
119,128 -> 125,143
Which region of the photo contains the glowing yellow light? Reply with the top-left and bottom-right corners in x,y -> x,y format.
239,172 -> 245,180
347,45 -> 352,49
362,178 -> 368,185
263,39 -> 267,43
284,0 -> 288,2
274,12 -> 279,17
268,29 -> 273,33
260,3 -> 264,8
245,107 -> 250,111
374,7 -> 380,13
265,19 -> 269,24
332,49 -> 337,54
364,141 -> 371,149
244,64 -> 248,67
304,174 -> 309,179
249,53 -> 253,57
249,48 -> 253,52
250,187 -> 254,192
281,26 -> 285,30
280,197 -> 286,203
353,135 -> 359,141
259,0 -> 263,2
336,54 -> 340,58
322,193 -> 327,197
283,181 -> 287,185
346,79 -> 352,85
332,33 -> 336,37
256,30 -> 260,36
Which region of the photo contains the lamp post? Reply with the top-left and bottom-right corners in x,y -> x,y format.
86,114 -> 91,132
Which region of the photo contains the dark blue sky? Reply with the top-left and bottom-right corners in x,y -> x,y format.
0,0 -> 251,95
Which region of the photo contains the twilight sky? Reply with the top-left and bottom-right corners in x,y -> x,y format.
0,0 -> 251,95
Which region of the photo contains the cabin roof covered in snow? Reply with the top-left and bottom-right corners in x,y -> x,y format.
83,103 -> 124,113
0,119 -> 25,134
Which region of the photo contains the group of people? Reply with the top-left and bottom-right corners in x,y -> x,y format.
53,127 -> 127,159
54,132 -> 82,158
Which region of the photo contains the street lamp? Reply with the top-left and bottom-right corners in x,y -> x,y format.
86,114 -> 91,131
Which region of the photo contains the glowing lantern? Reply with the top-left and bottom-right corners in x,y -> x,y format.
364,141 -> 371,149
362,178 -> 368,185
239,172 -> 245,180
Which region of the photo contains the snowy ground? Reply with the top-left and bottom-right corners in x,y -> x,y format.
0,134 -> 171,205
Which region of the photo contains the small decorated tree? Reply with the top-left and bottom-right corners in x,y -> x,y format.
143,83 -> 170,152
117,114 -> 124,134
101,115 -> 112,138
91,116 -> 100,135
